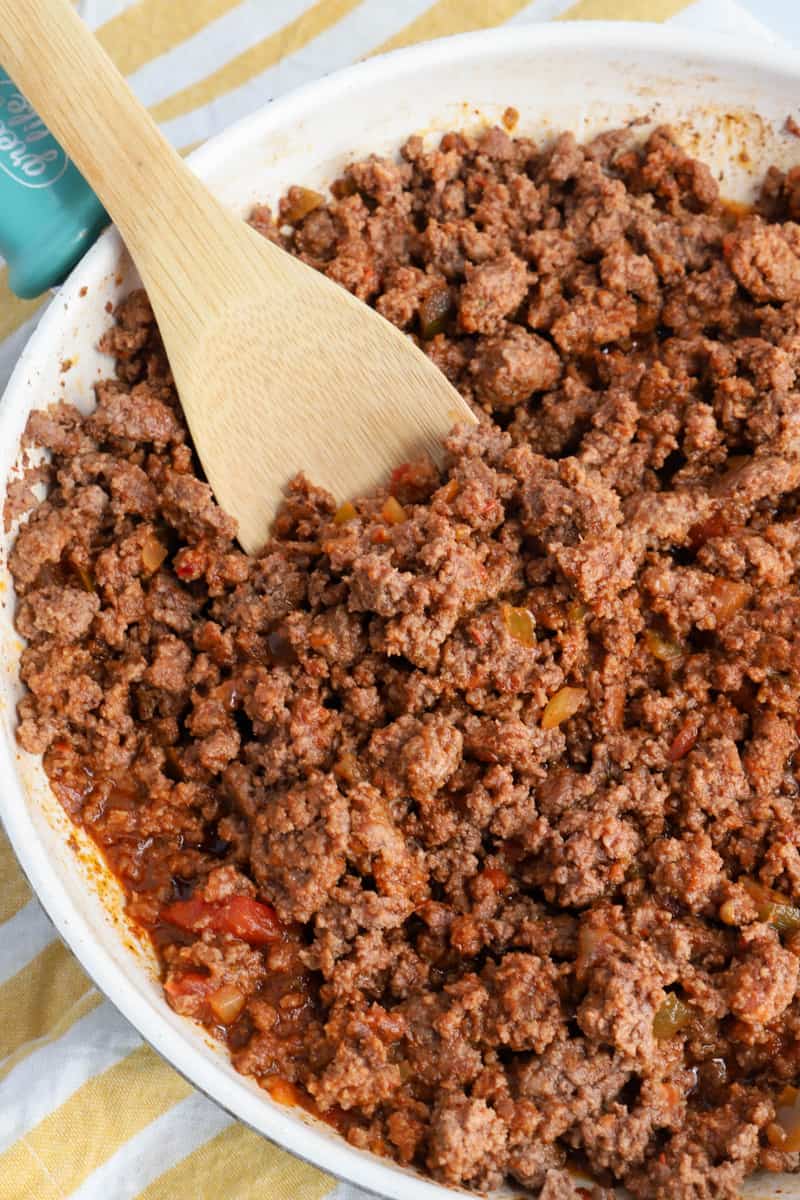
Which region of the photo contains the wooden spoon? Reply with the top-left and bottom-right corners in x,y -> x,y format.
0,0 -> 475,553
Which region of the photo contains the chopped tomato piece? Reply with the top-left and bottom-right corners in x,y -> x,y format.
667,718 -> 699,762
266,1077 -> 303,1106
265,1077 -> 317,1116
174,546 -> 208,581
481,866 -> 510,891
390,463 -> 414,495
160,893 -> 282,946
214,895 -> 282,946
160,895 -> 211,932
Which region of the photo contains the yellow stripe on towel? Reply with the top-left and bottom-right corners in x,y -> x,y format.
0,940 -> 92,1063
149,0 -> 362,125
0,832 -> 31,924
0,989 -> 102,1084
559,0 -> 692,19
374,0 -> 537,54
0,1045 -> 192,1195
0,270 -> 47,345
137,1122 -> 336,1200
0,1143 -> 64,1200
96,0 -> 244,78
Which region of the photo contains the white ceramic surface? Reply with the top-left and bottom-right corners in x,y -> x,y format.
2,23 -> 800,1199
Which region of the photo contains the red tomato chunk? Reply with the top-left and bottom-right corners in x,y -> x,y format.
161,894 -> 282,946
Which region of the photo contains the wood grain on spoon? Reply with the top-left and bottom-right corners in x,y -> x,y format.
0,0 -> 476,554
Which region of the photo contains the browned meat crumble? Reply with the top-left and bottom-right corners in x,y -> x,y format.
12,122 -> 800,1198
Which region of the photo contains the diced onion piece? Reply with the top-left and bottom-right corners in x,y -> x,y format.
688,513 -> 730,548
741,879 -> 800,933
502,603 -> 536,647
142,534 -> 167,573
542,686 -> 587,731
567,601 -> 587,624
382,496 -> 407,525
106,783 -> 138,811
767,1121 -> 788,1149
774,1085 -> 800,1152
438,479 -> 460,503
333,751 -> 358,783
209,984 -> 246,1024
164,746 -> 184,780
646,629 -> 683,662
419,285 -> 452,339
653,993 -> 693,1040
279,991 -> 306,1012
575,926 -> 603,980
282,186 -> 324,223
724,453 -> 750,474
73,562 -> 95,592
710,578 -> 749,624
334,500 -> 357,525
741,878 -> 786,906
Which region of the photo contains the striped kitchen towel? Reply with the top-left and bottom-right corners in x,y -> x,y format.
0,1 -> 794,1198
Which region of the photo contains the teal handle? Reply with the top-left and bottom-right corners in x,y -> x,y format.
0,68 -> 108,300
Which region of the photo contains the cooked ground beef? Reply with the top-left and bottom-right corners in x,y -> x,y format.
12,122 -> 800,1197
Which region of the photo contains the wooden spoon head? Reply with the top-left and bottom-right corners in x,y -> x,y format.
160,226 -> 476,555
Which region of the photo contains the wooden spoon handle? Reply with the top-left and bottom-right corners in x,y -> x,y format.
0,0 -> 241,315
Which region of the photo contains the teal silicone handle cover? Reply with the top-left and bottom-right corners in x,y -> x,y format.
0,68 -> 108,299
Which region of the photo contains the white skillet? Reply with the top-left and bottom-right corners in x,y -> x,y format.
1,23 -> 799,1199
